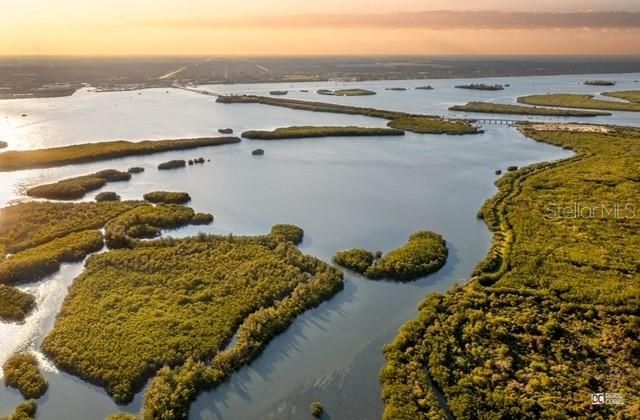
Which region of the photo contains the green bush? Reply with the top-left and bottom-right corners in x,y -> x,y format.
270,224 -> 304,245
128,167 -> 145,174
27,169 -> 131,200
157,160 -> 186,170
310,401 -> 324,418
242,126 -> 404,140
333,248 -> 375,274
2,354 -> 48,399
1,400 -> 37,420
95,191 -> 121,202
0,285 -> 35,322
0,137 -> 240,172
191,213 -> 214,225
365,231 -> 448,281
143,191 -> 191,204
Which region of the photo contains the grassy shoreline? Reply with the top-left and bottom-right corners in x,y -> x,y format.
518,92 -> 640,112
0,137 -> 240,172
381,124 -> 640,419
450,101 -> 610,117
242,126 -> 405,139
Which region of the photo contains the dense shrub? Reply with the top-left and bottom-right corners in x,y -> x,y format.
191,213 -> 214,225
251,149 -> 264,156
27,169 -> 131,200
2,354 -> 48,399
270,224 -> 304,245
365,231 -> 448,281
106,414 -> 137,420
0,285 -> 35,322
1,400 -> 37,420
143,191 -> 191,204
127,166 -> 145,174
158,160 -> 186,170
455,83 -> 504,90
310,402 -> 324,418
0,137 -> 240,172
242,126 -> 404,140
388,117 -> 477,135
95,191 -> 121,202
333,248 -> 375,273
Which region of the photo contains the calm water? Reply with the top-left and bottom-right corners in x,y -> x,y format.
1,72 -> 637,419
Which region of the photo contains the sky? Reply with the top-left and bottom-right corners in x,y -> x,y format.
1,0 -> 640,55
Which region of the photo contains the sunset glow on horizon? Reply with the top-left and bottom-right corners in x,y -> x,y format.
2,0 -> 640,56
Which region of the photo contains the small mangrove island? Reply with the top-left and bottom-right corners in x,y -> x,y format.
26,169 -> 132,200
317,88 -> 376,96
584,80 -> 616,86
158,159 -> 186,170
143,191 -> 191,204
242,126 -> 405,140
95,191 -> 121,202
449,101 -> 610,117
252,148 -> 265,156
2,354 -> 48,399
455,83 -> 504,91
334,231 -> 448,281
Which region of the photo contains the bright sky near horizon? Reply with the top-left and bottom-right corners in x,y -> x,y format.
2,0 -> 640,55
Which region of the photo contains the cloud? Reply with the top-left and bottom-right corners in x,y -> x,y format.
143,10 -> 640,31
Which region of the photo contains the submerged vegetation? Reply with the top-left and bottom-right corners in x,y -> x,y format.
26,169 -> 131,200
143,191 -> 191,204
455,83 -> 504,91
0,137 -> 240,172
242,126 -> 405,140
334,231 -> 448,281
0,285 -> 35,322
382,125 -> 640,419
2,354 -> 48,399
449,101 -> 610,117
518,92 -> 640,112
43,228 -> 344,412
216,95 -> 478,135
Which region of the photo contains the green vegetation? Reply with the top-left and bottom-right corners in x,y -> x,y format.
366,231 -> 448,281
158,159 -> 186,170
27,169 -> 131,200
216,95 -> 478,135
0,285 -> 35,322
242,126 -> 405,140
104,204 -> 203,248
381,125 -> 640,419
270,224 -> 304,245
218,128 -> 233,134
0,400 -> 37,420
252,148 -> 265,156
518,93 -> 640,112
269,90 -> 288,95
603,90 -> 640,103
143,191 -> 191,204
2,354 -> 48,399
455,83 -> 504,91
127,167 -> 145,174
385,87 -> 407,91
585,80 -> 616,86
334,232 -> 448,281
415,86 -> 433,90
106,414 -> 136,420
507,165 -> 518,171
333,248 -> 375,273
0,137 -> 240,172
95,191 -> 121,202
317,88 -> 375,96
43,228 -> 344,409
449,101 -> 610,117
310,402 -> 324,418
388,117 -> 477,135
0,230 -> 103,285
191,213 -> 214,225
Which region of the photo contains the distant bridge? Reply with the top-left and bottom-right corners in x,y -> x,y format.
173,85 -> 221,97
470,118 -> 522,126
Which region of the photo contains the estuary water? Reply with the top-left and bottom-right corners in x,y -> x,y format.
0,72 -> 638,419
